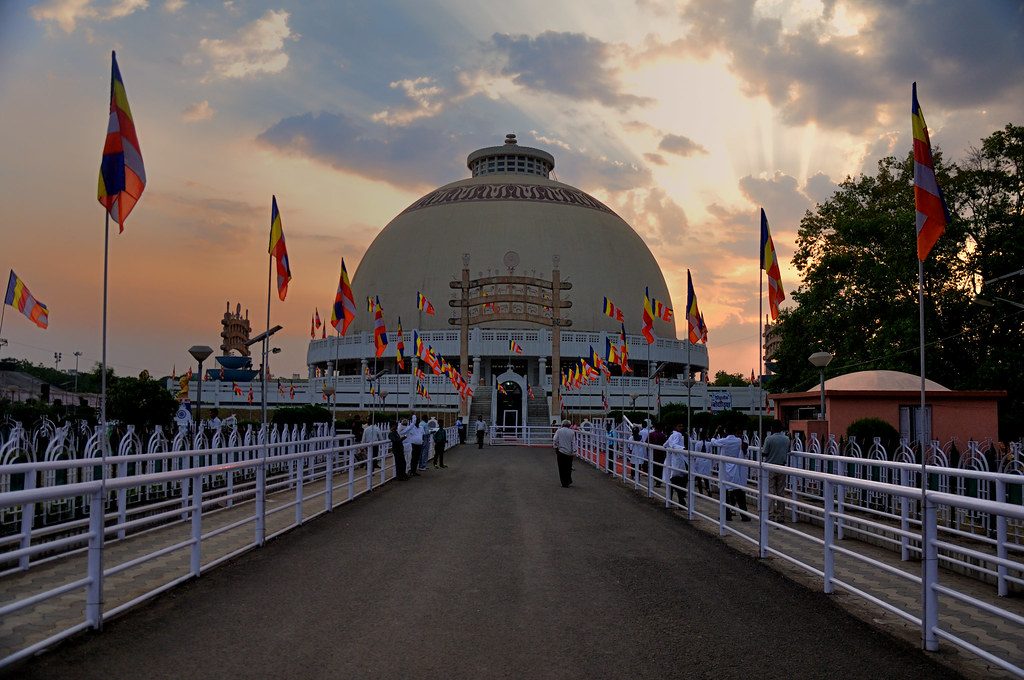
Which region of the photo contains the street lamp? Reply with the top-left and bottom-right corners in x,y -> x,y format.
54,352 -> 62,370
808,351 -> 834,421
379,391 -> 390,425
972,294 -> 1024,311
73,351 -> 82,392
322,383 -> 336,432
188,345 -> 214,423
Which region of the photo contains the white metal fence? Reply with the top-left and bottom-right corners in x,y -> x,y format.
575,429 -> 1024,677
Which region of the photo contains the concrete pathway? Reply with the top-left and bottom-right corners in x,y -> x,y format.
0,446 -> 980,679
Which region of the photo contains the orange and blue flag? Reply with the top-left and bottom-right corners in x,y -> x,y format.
641,288 -> 655,344
332,258 -> 357,335
760,209 -> 785,320
912,83 -> 950,261
373,297 -> 388,357
396,317 -> 405,370
416,292 -> 436,315
98,51 -> 145,231
5,271 -> 48,329
602,297 -> 624,322
686,269 -> 707,344
509,339 -> 523,354
269,196 -> 291,300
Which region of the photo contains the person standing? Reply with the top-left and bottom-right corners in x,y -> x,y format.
647,422 -> 667,488
433,420 -> 448,468
663,423 -> 689,506
401,418 -> 423,476
628,425 -> 645,480
553,419 -> 576,487
475,416 -> 487,449
388,422 -> 408,481
761,420 -> 792,523
419,416 -> 432,469
711,425 -> 749,521
456,416 -> 466,444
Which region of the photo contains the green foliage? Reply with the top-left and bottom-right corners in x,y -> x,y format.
846,417 -> 901,450
272,405 -> 332,427
107,375 -> 178,429
771,124 -> 1024,439
712,371 -> 751,387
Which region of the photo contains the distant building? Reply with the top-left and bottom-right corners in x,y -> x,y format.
770,370 -> 1004,446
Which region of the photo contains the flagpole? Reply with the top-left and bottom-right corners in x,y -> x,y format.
918,258 -> 937,651
758,257 -> 765,447
101,212 -> 110,494
262,252 -> 271,428
0,301 -> 8,361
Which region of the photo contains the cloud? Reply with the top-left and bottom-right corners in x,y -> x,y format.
644,152 -> 667,166
737,170 -> 814,228
163,0 -> 186,12
149,191 -> 259,251
372,77 -> 447,126
30,0 -> 148,34
658,133 -> 709,157
181,100 -> 214,122
487,31 -> 654,110
198,9 -> 294,80
652,0 -> 1024,135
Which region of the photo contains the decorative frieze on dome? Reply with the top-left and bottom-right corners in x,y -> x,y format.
400,182 -> 615,216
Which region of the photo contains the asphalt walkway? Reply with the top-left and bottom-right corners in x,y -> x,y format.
2,445 -> 976,679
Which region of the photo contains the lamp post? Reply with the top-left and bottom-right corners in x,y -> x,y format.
808,351 -> 834,421
188,345 -> 214,423
73,351 -> 82,392
54,352 -> 62,370
323,383 -> 336,432
380,391 -> 390,425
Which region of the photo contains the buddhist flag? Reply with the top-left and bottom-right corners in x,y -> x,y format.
4,271 -> 48,329
619,323 -> 632,372
233,381 -> 242,395
98,51 -> 145,231
760,209 -> 785,320
269,196 -> 291,300
602,391 -> 609,411
247,386 -> 254,404
602,297 -> 625,322
686,269 -> 708,344
651,297 -> 673,323
496,377 -> 507,395
605,336 -> 619,365
373,297 -> 388,357
314,308 -> 322,330
367,296 -> 375,313
310,314 -> 315,338
332,258 -> 357,335
527,383 -> 535,399
396,317 -> 405,370
509,339 -> 524,355
416,292 -> 436,315
912,83 -> 950,261
641,288 -> 655,344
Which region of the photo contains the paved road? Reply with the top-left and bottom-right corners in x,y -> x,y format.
5,445 -> 962,680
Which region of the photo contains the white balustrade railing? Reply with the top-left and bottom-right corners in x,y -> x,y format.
573,429 -> 1024,677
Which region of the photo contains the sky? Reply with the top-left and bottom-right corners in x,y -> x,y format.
1,0 -> 1022,384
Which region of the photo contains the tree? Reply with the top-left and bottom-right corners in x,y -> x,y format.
771,124 -> 1024,439
712,371 -> 750,387
107,375 -> 178,430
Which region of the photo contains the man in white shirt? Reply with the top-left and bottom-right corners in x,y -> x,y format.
552,420 -> 576,487
663,423 -> 689,506
475,416 -> 487,449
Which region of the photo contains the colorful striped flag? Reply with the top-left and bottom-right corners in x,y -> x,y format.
373,297 -> 387,358
509,339 -> 523,355
602,391 -> 609,411
686,269 -> 708,344
619,323 -> 632,372
527,383 -> 535,399
332,258 -> 357,335
396,317 -> 405,370
912,83 -> 950,261
233,381 -> 242,395
367,296 -> 375,313
247,386 -> 254,404
269,196 -> 291,301
602,297 -> 625,322
605,336 -> 619,365
495,377 -> 507,395
760,209 -> 785,320
310,314 -> 315,339
4,271 -> 48,329
641,288 -> 655,344
98,51 -> 145,231
651,297 -> 673,323
416,292 -> 436,315
314,308 -> 322,329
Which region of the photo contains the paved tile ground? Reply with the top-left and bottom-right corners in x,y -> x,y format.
0,447 -> 1020,679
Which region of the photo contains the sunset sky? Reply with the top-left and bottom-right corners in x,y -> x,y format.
1,0 -> 1022,383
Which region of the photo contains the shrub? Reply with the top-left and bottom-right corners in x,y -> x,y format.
846,417 -> 901,450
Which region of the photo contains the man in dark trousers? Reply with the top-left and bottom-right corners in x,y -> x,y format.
388,422 -> 408,481
553,419 -> 576,488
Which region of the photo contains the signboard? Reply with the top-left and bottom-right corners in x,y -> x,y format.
710,392 -> 733,414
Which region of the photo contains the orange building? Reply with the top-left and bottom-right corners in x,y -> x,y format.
770,370 -> 1005,446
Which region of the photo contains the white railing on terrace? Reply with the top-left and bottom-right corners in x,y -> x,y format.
0,424 -> 458,669
574,429 -> 1024,677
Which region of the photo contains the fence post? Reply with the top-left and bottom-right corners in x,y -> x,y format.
823,478 -> 834,594
190,471 -> 202,577
86,488 -> 104,629
18,471 -> 37,571
922,496 -> 939,651
900,467 -> 911,561
996,479 -> 1008,597
255,450 -> 266,546
326,446 -> 334,512
836,455 -> 846,540
759,465 -> 768,558
295,451 -> 305,526
686,451 -> 695,521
